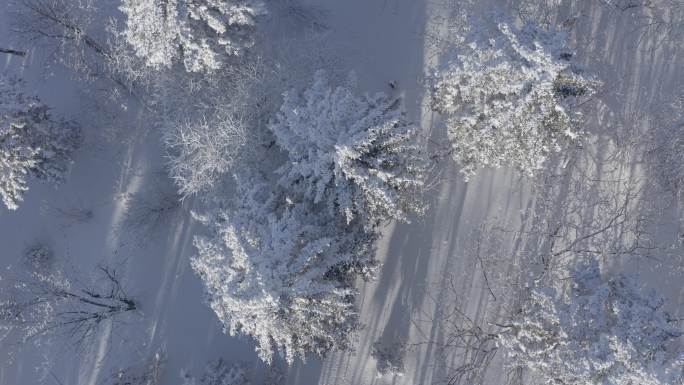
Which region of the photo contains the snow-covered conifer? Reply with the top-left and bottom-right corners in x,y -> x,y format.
270,70 -> 424,225
499,259 -> 684,385
191,176 -> 373,365
0,76 -> 80,210
431,19 -> 599,180
119,0 -> 268,72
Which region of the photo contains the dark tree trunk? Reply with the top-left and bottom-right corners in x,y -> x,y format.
0,48 -> 26,57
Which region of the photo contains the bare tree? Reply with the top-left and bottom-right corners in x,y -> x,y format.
411,276 -> 514,385
117,174 -> 182,248
12,0 -> 106,77
0,257 -> 137,354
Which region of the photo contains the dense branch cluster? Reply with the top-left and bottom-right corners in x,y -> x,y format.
164,112 -> 248,196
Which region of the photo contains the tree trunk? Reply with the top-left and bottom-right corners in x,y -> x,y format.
0,48 -> 26,57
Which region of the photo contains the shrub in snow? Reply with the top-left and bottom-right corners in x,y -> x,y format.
181,359 -> 249,385
0,76 -> 81,210
371,340 -> 406,377
431,19 -> 599,180
270,70 -> 424,225
23,242 -> 53,272
119,0 -> 268,72
499,259 -> 684,385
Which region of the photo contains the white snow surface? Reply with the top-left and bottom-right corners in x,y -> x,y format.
1,0 -> 683,385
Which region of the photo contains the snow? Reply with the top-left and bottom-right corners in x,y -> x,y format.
1,0 -> 683,385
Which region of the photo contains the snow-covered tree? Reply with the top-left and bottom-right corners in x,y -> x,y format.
431,19 -> 599,180
0,76 -> 81,210
119,0 -> 268,73
180,359 -> 249,385
499,259 -> 684,385
191,176 -> 373,365
270,70 -> 424,225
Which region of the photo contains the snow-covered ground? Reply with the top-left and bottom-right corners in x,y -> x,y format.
1,0 -> 683,384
